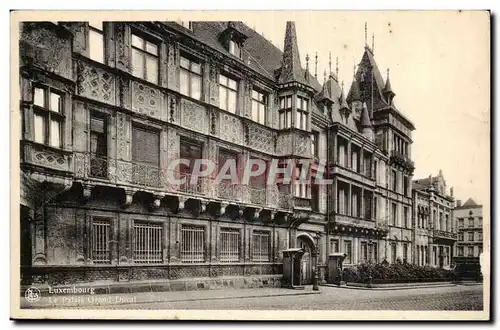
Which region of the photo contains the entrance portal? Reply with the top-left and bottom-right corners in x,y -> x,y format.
298,237 -> 313,285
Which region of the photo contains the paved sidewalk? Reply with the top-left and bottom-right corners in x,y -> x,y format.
21,286 -> 321,309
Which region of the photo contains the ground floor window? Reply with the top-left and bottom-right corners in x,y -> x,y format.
371,242 -> 378,263
252,231 -> 270,262
92,219 -> 111,264
220,228 -> 240,263
133,221 -> 162,264
458,246 -> 464,256
360,242 -> 368,262
403,243 -> 408,262
468,246 -> 474,256
391,243 -> 397,263
181,225 -> 205,263
330,239 -> 339,253
343,241 -> 352,264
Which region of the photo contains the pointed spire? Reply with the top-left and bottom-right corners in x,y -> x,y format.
335,57 -> 339,79
314,52 -> 318,79
383,68 -> 395,104
364,22 -> 368,46
372,32 -> 375,54
339,81 -> 349,111
360,102 -> 372,127
305,54 -> 310,81
347,76 -> 361,103
278,21 -> 308,85
329,51 -> 332,77
323,69 -> 327,83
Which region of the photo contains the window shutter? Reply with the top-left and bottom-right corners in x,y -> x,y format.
132,126 -> 159,165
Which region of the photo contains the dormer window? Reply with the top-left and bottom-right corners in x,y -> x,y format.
219,22 -> 248,59
228,40 -> 241,58
176,20 -> 193,31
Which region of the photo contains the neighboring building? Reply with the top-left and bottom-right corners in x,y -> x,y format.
454,198 -> 483,258
412,170 -> 456,269
19,20 -> 415,289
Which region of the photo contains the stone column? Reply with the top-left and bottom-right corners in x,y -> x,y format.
347,140 -> 352,168
333,177 -> 338,214
360,188 -> 365,219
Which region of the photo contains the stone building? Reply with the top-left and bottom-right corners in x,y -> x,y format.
19,20 -> 415,290
454,198 -> 483,258
412,170 -> 457,269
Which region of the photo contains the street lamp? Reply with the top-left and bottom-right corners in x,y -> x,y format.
312,232 -> 321,291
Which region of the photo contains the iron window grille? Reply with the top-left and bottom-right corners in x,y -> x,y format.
252,231 -> 270,262
220,228 -> 240,263
133,222 -> 163,264
181,225 -> 205,263
91,219 -> 111,264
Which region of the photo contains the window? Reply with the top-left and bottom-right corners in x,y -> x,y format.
179,55 -> 202,100
228,39 -> 241,58
478,232 -> 483,241
458,218 -> 464,228
251,89 -> 267,125
361,242 -> 368,262
279,96 -> 293,129
220,228 -> 240,263
392,170 -> 398,192
296,96 -> 309,130
132,125 -> 160,186
294,182 -> 309,199
343,241 -> 352,264
90,114 -> 108,178
468,246 -> 474,257
181,225 -> 205,263
88,20 -> 104,63
91,218 -> 111,264
252,231 -> 270,262
217,149 -> 239,199
371,243 -> 378,262
403,206 -> 409,228
311,184 -> 319,212
478,217 -> 483,227
131,33 -> 159,84
373,197 -> 378,220
331,239 -> 339,253
391,244 -> 397,263
32,86 -> 63,148
219,74 -> 238,113
311,131 -> 319,158
468,218 -> 474,228
176,20 -> 192,30
374,160 -> 378,181
458,246 -> 464,257
391,203 -> 397,226
468,232 -> 474,241
403,243 -> 408,262
403,176 -> 409,196
133,222 -> 162,263
179,137 -> 203,193
458,232 -> 464,241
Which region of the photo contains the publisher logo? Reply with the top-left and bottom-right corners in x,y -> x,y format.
25,287 -> 41,303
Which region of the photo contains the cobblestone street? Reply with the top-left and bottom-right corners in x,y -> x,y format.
89,284 -> 483,311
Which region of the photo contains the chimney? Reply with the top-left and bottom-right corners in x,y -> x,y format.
456,200 -> 462,208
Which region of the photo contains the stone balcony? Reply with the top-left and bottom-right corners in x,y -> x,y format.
433,229 -> 458,241
72,152 -> 293,213
335,214 -> 376,230
389,150 -> 415,174
330,163 -> 376,187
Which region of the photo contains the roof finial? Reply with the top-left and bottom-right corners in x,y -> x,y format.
305,53 -> 310,80
353,62 -> 356,78
323,69 -> 327,83
329,51 -> 332,76
314,52 -> 318,79
386,68 -> 390,79
341,80 -> 344,93
372,32 -> 375,54
364,22 -> 368,46
335,57 -> 339,79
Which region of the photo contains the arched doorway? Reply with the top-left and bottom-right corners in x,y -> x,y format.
297,234 -> 315,285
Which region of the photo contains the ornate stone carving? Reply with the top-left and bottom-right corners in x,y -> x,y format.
151,195 -> 163,209
276,133 -> 293,156
122,189 -> 135,208
181,99 -> 206,133
115,23 -> 130,72
82,184 -> 93,202
131,81 -> 161,119
209,62 -> 220,106
77,62 -> 116,105
220,113 -> 242,144
116,160 -> 132,183
247,123 -> 274,154
220,202 -> 229,216
169,95 -> 178,123
209,108 -> 219,136
178,197 -> 187,212
295,133 -> 310,157
73,152 -> 86,178
31,147 -> 68,172
20,23 -> 72,80
116,113 -> 129,161
167,41 -> 178,91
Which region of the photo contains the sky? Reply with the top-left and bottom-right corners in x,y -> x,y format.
240,11 -> 490,207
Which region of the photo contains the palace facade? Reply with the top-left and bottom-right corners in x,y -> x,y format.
19,20 -> 417,289
454,198 -> 483,258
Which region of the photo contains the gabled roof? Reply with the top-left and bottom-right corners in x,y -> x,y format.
462,198 -> 478,207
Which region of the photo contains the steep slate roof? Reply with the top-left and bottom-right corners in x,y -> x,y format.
276,21 -> 309,86
360,103 -> 372,128
346,77 -> 361,103
190,21 -> 322,91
